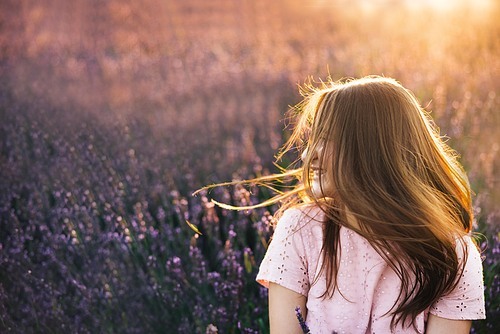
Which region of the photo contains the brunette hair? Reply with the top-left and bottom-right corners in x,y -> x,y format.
196,76 -> 473,329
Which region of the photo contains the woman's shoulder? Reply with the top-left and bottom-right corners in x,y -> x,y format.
278,203 -> 324,229
270,204 -> 325,243
429,233 -> 485,320
452,233 -> 481,261
257,204 -> 324,295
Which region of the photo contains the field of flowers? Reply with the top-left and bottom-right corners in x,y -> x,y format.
0,0 -> 498,333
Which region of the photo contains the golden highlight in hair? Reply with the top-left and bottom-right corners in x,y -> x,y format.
196,75 -> 474,330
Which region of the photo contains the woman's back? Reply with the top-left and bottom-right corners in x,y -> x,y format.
257,205 -> 485,333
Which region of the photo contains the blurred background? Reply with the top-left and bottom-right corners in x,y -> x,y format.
0,0 -> 498,333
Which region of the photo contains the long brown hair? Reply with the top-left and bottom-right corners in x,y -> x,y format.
196,76 -> 473,329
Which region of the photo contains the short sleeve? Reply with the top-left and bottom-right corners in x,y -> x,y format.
256,208 -> 310,296
429,236 -> 486,320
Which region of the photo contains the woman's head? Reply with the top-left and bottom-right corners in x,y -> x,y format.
295,76 -> 471,232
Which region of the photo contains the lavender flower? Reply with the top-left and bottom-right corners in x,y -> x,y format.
295,306 -> 311,334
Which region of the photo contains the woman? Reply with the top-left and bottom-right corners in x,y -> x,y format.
198,75 -> 486,333
254,76 -> 485,333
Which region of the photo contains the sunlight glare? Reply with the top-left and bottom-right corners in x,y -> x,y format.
313,0 -> 494,12
404,0 -> 493,11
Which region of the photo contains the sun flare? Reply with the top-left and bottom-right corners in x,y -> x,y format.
313,0 -> 494,12
404,0 -> 493,11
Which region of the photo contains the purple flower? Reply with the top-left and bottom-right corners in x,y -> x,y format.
295,306 -> 311,334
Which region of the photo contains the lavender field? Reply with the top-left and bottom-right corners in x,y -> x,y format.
0,0 -> 499,333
